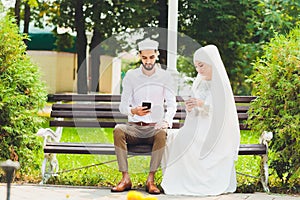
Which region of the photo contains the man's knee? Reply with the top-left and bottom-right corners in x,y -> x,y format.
113,127 -> 125,140
154,129 -> 167,143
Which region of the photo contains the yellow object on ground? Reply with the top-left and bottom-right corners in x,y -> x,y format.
127,191 -> 158,200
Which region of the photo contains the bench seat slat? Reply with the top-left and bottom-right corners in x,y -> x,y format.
239,144 -> 266,155
44,142 -> 266,155
45,143 -> 114,148
44,146 -> 116,155
44,143 -> 151,155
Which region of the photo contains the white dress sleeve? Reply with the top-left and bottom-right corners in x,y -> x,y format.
191,79 -> 212,117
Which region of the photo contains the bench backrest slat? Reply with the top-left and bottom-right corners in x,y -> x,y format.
50,110 -> 248,120
49,95 -> 253,131
50,94 -> 256,103
51,104 -> 249,113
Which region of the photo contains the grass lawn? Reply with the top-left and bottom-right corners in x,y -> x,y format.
45,126 -> 263,192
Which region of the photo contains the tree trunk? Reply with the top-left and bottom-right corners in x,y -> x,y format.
90,30 -> 102,93
157,0 -> 168,69
89,3 -> 102,93
75,0 -> 88,94
23,2 -> 30,46
14,0 -> 21,28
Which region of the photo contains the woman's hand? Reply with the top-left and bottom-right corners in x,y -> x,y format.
185,98 -> 204,112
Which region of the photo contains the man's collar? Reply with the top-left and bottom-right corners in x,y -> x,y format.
138,64 -> 158,77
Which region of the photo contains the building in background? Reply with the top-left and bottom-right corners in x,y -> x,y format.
25,23 -> 121,94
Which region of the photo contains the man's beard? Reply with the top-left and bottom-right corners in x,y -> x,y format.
142,63 -> 155,71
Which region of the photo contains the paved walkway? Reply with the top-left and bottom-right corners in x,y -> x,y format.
0,184 -> 299,200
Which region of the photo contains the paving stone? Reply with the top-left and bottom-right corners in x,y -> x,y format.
0,184 -> 299,200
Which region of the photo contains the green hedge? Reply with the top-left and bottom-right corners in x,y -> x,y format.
247,27 -> 299,190
0,15 -> 47,176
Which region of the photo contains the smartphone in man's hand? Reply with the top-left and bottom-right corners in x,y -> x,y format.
142,102 -> 152,110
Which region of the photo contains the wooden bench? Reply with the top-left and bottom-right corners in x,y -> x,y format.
38,94 -> 272,192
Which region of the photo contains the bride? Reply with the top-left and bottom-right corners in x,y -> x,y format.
161,45 -> 240,196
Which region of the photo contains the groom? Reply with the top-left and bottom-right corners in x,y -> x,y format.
111,38 -> 177,194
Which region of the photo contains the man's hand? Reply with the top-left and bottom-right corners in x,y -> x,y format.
155,120 -> 169,129
131,106 -> 151,116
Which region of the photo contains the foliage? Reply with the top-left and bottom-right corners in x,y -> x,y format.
32,0 -> 161,93
121,59 -> 140,73
238,0 -> 300,93
176,55 -> 197,79
247,27 -> 300,187
241,0 -> 300,43
0,15 -> 47,175
7,0 -> 300,94
178,0 -> 300,95
178,0 -> 252,94
34,0 -> 160,56
52,29 -> 75,52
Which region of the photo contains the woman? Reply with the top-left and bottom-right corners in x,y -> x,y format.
161,45 -> 240,196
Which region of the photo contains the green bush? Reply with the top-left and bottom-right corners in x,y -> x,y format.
247,27 -> 300,189
0,15 -> 47,176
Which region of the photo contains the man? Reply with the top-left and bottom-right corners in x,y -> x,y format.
111,38 -> 177,194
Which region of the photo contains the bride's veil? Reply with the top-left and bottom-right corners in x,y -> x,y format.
195,45 -> 240,160
162,45 -> 240,171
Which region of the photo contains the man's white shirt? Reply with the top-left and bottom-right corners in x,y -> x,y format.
119,65 -> 177,128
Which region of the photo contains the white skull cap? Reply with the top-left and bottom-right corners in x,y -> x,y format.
138,38 -> 159,51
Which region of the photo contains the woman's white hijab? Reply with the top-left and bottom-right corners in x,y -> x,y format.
194,45 -> 240,160
162,45 -> 240,170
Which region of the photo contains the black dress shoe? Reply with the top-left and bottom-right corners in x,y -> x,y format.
111,180 -> 132,192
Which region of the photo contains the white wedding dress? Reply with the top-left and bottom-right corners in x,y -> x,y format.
161,45 -> 240,196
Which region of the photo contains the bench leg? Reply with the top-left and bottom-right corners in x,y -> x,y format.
259,131 -> 273,193
37,126 -> 63,184
39,153 -> 59,184
260,154 -> 270,193
39,157 -> 47,184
